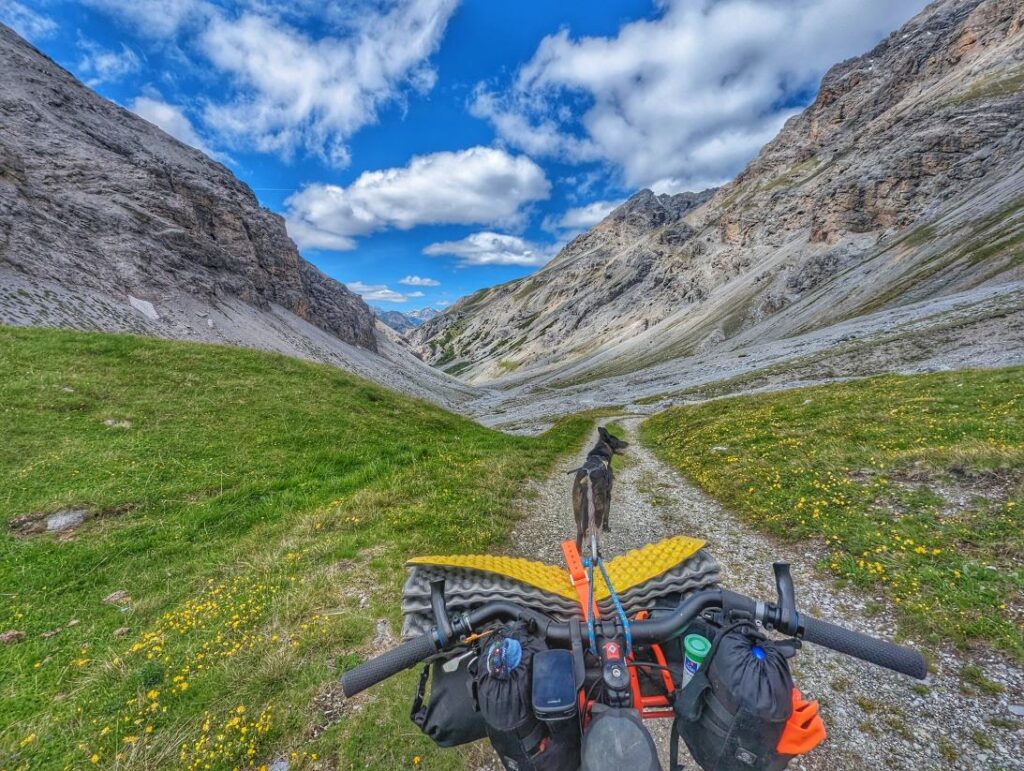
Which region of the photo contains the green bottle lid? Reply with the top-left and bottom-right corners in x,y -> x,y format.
684,634 -> 712,663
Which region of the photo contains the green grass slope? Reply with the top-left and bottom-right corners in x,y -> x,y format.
642,369 -> 1023,661
0,327 -> 591,770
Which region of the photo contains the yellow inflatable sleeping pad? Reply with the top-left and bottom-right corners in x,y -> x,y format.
407,535 -> 705,602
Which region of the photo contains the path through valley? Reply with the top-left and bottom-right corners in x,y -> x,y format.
479,418 -> 1024,771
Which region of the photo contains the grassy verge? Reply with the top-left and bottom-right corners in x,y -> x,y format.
641,369 -> 1023,660
0,327 -> 592,770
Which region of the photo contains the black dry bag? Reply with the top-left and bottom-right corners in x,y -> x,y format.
473,622 -> 580,771
673,622 -> 795,771
411,649 -> 488,747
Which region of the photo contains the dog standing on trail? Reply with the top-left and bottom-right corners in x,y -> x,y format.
569,426 -> 629,555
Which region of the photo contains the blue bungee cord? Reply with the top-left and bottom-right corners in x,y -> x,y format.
597,556 -> 633,656
582,554 -> 633,657
584,556 -> 598,655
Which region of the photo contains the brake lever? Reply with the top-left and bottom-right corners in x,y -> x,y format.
772,562 -> 803,636
429,579 -> 455,647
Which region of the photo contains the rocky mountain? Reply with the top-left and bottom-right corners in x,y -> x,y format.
376,309 -> 420,334
375,307 -> 443,334
0,23 -> 376,352
407,307 -> 442,323
412,0 -> 1024,385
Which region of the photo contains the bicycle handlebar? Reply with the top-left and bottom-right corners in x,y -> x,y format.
800,614 -> 926,679
340,632 -> 441,697
340,589 -> 927,697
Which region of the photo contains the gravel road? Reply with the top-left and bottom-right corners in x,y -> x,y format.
484,418 -> 1024,771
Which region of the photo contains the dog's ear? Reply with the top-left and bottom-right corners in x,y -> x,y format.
598,426 -> 610,439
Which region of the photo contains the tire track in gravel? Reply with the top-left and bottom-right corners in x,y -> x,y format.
499,417 -> 1023,771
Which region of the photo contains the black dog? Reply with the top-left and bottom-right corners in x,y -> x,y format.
569,426 -> 629,555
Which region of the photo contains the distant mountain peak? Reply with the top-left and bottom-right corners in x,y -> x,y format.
375,306 -> 442,333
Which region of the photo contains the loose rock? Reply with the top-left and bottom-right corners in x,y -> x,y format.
46,509 -> 86,532
372,619 -> 394,649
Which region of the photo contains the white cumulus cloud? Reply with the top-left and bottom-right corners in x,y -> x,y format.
78,40 -> 141,85
199,0 -> 458,165
424,232 -> 557,267
0,0 -> 57,39
130,96 -> 217,157
347,281 -> 415,303
545,199 -> 624,235
285,146 -> 550,250
399,275 -> 440,287
473,0 -> 928,192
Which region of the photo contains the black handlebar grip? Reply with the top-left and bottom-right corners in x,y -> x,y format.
801,615 -> 927,679
340,633 -> 439,697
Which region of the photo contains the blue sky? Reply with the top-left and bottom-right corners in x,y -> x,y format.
3,0 -> 926,311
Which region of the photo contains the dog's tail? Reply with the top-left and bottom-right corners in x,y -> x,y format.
565,466 -> 584,475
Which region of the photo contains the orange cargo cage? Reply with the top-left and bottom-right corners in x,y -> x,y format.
561,539 -> 675,721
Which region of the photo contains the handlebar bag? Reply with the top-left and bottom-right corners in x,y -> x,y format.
473,622 -> 580,771
672,622 -> 794,771
411,649 -> 488,747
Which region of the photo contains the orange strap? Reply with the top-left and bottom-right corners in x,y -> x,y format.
777,688 -> 827,755
561,540 -> 599,619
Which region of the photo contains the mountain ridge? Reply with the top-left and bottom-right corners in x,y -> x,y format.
0,23 -> 486,410
411,0 -> 1024,386
0,23 -> 377,352
376,306 -> 443,334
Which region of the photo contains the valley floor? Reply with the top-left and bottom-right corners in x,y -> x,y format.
463,281 -> 1024,433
